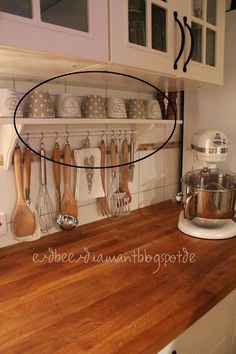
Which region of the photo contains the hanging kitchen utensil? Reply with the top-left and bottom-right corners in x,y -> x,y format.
52,141 -> 61,214
97,138 -> 109,216
12,146 -> 36,238
107,138 -> 129,217
117,134 -> 130,214
107,138 -> 120,216
36,141 -> 55,233
121,137 -> 132,203
23,145 -> 40,240
74,135 -> 105,202
61,142 -> 78,219
129,132 -> 135,182
52,141 -> 78,231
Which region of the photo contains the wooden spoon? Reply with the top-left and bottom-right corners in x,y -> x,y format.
23,147 -> 32,204
12,146 -> 36,237
61,143 -> 78,218
97,140 -> 109,216
121,139 -> 132,203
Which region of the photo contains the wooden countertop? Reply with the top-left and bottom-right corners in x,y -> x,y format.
0,200 -> 236,354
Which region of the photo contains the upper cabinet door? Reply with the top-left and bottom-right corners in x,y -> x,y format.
0,0 -> 109,62
109,0 -> 183,76
180,0 -> 225,85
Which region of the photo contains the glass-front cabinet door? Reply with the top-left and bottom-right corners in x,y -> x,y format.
182,0 -> 225,84
110,0 -> 182,76
0,0 -> 109,62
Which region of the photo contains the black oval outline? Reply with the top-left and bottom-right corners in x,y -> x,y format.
13,70 -> 177,169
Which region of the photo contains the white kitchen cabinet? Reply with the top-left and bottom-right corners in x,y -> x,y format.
0,0 -> 226,85
157,289 -> 236,354
0,0 -> 108,62
182,0 -> 225,85
109,0 -> 181,77
109,0 -> 225,85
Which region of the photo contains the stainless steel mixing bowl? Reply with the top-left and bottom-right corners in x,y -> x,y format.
181,167 -> 236,221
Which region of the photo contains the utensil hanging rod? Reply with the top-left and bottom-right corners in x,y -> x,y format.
21,130 -> 137,140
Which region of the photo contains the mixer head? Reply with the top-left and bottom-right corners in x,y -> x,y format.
191,129 -> 228,164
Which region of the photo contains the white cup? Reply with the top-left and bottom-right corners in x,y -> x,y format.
107,97 -> 127,118
55,93 -> 81,118
0,89 -> 23,117
146,99 -> 162,119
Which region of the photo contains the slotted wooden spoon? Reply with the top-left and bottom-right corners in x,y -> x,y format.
61,143 -> 78,218
12,146 -> 36,237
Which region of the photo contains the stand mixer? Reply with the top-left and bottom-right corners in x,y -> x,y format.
178,129 -> 236,239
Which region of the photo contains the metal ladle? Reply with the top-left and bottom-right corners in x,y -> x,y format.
52,138 -> 78,231
56,213 -> 78,231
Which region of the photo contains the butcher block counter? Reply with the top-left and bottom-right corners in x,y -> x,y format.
0,200 -> 236,354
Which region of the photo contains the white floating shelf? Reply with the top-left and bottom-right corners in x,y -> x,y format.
0,117 -> 183,170
0,118 -> 183,125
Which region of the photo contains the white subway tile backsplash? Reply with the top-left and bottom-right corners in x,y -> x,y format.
165,124 -> 181,142
139,150 -> 164,191
78,202 -> 105,225
141,125 -> 165,144
130,192 -> 139,211
15,80 -> 39,93
164,148 -> 180,186
0,78 -> 14,89
0,167 -> 16,223
67,85 -> 106,97
139,187 -> 164,208
164,183 -> 179,202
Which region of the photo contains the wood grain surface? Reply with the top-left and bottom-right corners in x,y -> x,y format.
1,200 -> 236,354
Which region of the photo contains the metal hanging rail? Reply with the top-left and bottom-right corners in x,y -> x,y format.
21,129 -> 137,140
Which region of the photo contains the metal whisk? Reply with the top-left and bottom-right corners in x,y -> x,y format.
36,141 -> 55,233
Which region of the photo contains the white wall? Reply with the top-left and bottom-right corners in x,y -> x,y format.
183,11 -> 236,173
0,79 -> 181,247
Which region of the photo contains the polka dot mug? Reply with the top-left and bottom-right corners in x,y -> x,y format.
127,98 -> 146,119
26,90 -> 55,118
82,95 -> 106,119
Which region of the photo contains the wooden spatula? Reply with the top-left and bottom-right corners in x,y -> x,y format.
61,143 -> 78,218
12,146 -> 36,237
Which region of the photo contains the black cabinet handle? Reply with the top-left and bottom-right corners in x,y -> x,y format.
183,16 -> 194,72
173,11 -> 185,70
